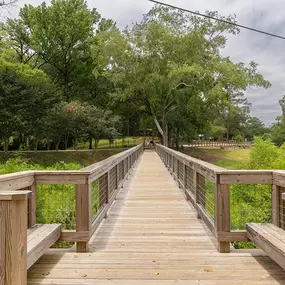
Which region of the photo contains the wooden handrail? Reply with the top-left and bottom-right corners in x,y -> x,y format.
155,144 -> 285,253
0,144 -> 144,254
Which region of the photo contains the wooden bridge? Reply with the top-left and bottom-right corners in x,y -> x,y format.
1,145 -> 285,284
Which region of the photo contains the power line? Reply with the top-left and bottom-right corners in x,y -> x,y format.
148,0 -> 285,40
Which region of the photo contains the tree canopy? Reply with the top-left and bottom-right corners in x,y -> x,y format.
0,1 -> 273,151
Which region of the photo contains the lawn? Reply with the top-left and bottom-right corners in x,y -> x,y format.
0,149 -> 123,167
182,147 -> 251,170
77,137 -> 144,150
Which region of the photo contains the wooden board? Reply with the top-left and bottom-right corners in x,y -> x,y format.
246,223 -> 285,271
27,151 -> 285,284
27,224 -> 61,269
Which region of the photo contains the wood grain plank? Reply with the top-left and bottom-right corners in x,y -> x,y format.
27,151 -> 285,284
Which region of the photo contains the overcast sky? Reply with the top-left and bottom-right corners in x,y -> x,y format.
2,0 -> 285,126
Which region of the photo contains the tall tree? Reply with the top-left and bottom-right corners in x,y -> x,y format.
20,0 -> 100,100
104,5 -> 270,146
2,19 -> 33,64
0,52 -> 58,151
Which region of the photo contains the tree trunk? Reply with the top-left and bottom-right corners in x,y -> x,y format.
47,143 -> 50,151
94,139 -> 99,148
227,106 -> 231,140
34,136 -> 39,152
162,112 -> 168,147
89,137 -> 93,149
4,138 -> 9,152
64,73 -> 69,101
55,139 -> 60,151
143,129 -> 146,147
175,128 -> 180,150
26,136 -> 30,151
73,139 -> 77,150
151,107 -> 168,147
227,120 -> 230,140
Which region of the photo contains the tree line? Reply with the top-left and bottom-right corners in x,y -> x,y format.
0,0 -> 272,151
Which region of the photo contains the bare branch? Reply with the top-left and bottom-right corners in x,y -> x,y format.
0,0 -> 17,7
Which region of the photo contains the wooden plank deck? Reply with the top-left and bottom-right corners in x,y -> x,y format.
28,150 -> 285,284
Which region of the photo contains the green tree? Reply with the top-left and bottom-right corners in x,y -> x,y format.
20,0 -> 100,100
84,105 -> 121,148
105,5 -> 270,146
2,19 -> 34,64
0,52 -> 57,151
244,117 -> 266,141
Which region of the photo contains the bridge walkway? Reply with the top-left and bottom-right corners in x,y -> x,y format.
27,150 -> 285,284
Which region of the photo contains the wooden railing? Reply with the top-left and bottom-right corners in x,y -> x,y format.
155,144 -> 285,253
186,140 -> 252,148
0,144 -> 143,284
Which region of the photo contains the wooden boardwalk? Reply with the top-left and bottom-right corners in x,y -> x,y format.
27,150 -> 285,284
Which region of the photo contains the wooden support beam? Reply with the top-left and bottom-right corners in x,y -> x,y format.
272,185 -> 280,227
35,172 -> 89,185
28,182 -> 36,228
76,184 -> 91,252
0,191 -> 31,285
280,187 -> 285,230
215,180 -> 230,253
107,171 -> 111,204
183,164 -> 187,192
217,230 -> 248,242
196,173 -> 205,217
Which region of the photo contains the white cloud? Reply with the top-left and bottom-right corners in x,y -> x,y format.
2,0 -> 285,125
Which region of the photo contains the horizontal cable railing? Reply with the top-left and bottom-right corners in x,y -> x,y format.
155,144 -> 285,253
0,144 -> 143,254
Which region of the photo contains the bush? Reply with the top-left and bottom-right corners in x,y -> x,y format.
229,136 -> 285,248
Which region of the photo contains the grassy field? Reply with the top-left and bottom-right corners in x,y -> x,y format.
182,147 -> 250,170
200,148 -> 251,169
77,137 -> 143,150
183,145 -> 272,249
0,149 -> 124,248
0,149 -> 123,167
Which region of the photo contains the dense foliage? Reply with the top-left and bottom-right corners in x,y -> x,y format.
0,0 -> 272,151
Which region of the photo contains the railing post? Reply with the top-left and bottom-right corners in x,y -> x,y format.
214,176 -> 230,253
122,160 -> 125,180
103,171 -> 111,218
196,173 -> 206,212
0,191 -> 31,285
272,184 -> 280,227
28,182 -> 36,228
183,164 -> 187,191
127,156 -> 130,177
116,164 -> 120,189
76,182 -> 91,252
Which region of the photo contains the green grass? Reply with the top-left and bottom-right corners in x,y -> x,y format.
197,148 -> 251,170
0,153 -> 114,248
77,137 -> 143,150
200,148 -> 251,161
214,159 -> 243,169
0,149 -> 122,167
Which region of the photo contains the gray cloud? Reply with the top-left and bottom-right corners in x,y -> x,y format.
2,0 -> 285,125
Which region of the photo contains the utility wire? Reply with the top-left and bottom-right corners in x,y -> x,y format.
148,0 -> 285,40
